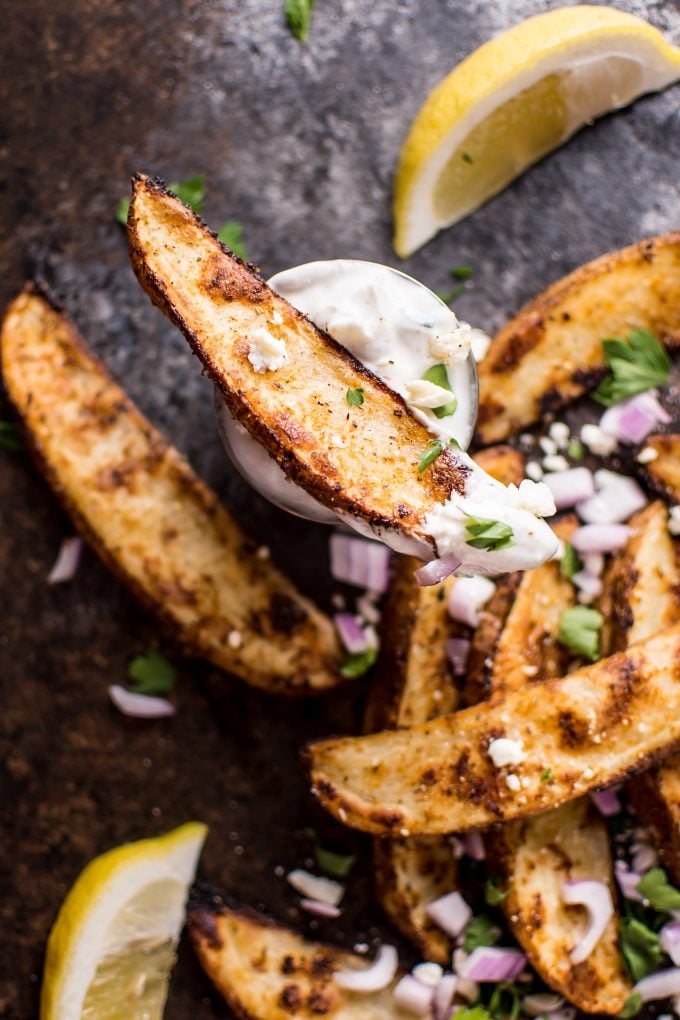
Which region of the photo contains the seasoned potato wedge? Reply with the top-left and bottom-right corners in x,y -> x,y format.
307,623 -> 680,834
1,288 -> 341,694
637,433 -> 680,505
476,234 -> 680,443
127,175 -> 471,557
188,887 -> 402,1019
629,758 -> 680,886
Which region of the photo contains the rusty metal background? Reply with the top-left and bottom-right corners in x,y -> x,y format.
1,1 -> 679,1016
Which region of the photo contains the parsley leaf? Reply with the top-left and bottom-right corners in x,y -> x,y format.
619,915 -> 662,982
217,220 -> 248,260
593,329 -> 670,406
463,914 -> 501,953
619,994 -> 643,1019
451,265 -> 474,280
560,543 -> 583,581
418,439 -> 445,472
485,876 -> 509,906
558,606 -> 603,662
422,363 -> 457,418
346,387 -> 365,407
284,0 -> 316,42
302,828 -> 356,877
128,651 -> 177,696
465,515 -> 515,552
636,867 -> 680,911
438,265 -> 474,305
340,646 -> 377,679
116,197 -> 131,226
455,1009 -> 492,1020
541,767 -> 555,783
567,439 -> 584,461
0,421 -> 22,452
488,982 -> 522,1020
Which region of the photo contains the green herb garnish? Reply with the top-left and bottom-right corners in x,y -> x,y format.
284,0 -> 316,42
593,328 -> 670,406
465,515 -> 515,552
451,265 -> 474,280
217,220 -> 248,260
560,543 -> 583,581
619,916 -> 662,982
340,646 -> 377,679
485,876 -> 509,906
0,421 -> 22,452
540,767 -> 555,783
636,867 -> 680,911
462,152 -> 474,164
116,197 -> 131,226
488,982 -> 522,1020
302,828 -> 356,878
346,387 -> 365,407
567,439 -> 585,461
463,914 -> 501,953
127,651 -> 177,696
438,265 -> 475,305
619,994 -> 643,1019
422,363 -> 457,418
455,1008 -> 492,1020
418,439 -> 445,473
558,606 -> 603,662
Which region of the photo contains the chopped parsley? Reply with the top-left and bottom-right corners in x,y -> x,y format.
422,363 -> 457,418
117,174 -> 206,225
456,1008 -> 493,1020
619,994 -> 643,1019
437,265 -> 475,305
284,0 -> 316,42
340,645 -> 377,679
540,767 -> 555,783
567,439 -> 585,461
636,867 -> 680,911
302,828 -> 356,878
346,387 -> 365,407
116,197 -> 131,226
217,220 -> 248,260
485,876 -> 509,906
465,515 -> 515,552
558,606 -> 603,662
462,152 -> 474,164
593,328 -> 670,406
619,915 -> 662,982
560,543 -> 583,581
418,439 -> 445,472
127,651 -> 177,696
488,982 -> 522,1020
0,421 -> 22,452
463,914 -> 501,953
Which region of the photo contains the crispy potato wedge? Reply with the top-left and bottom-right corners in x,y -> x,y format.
637,433 -> 680,505
0,288 -> 341,694
476,234 -> 680,443
464,572 -> 521,706
307,623 -> 680,834
188,887 -> 403,1019
629,758 -> 680,886
127,175 -> 471,557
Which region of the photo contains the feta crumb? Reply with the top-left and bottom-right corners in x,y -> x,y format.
542,454 -> 569,473
247,327 -> 288,372
429,324 -> 472,365
228,630 -> 243,649
549,422 -> 570,449
404,378 -> 456,410
525,461 -> 543,481
669,507 -> 680,536
413,962 -> 444,987
488,737 -> 525,768
581,423 -> 617,457
506,479 -> 556,518
539,436 -> 557,456
637,446 -> 658,464
506,773 -> 521,791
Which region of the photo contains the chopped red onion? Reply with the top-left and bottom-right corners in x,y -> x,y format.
463,831 -> 486,861
614,861 -> 643,902
414,556 -> 461,587
600,391 -> 672,445
459,946 -> 526,982
447,576 -> 496,628
47,536 -> 83,584
334,943 -> 398,992
571,524 -> 632,555
446,638 -> 471,677
426,891 -> 472,938
590,788 -> 622,817
330,534 -> 390,592
287,869 -> 344,907
571,570 -> 603,598
334,613 -> 367,654
108,685 -> 175,719
433,974 -> 457,1020
543,468 -> 595,510
522,993 -> 565,1016
393,975 -> 434,1015
299,898 -> 342,918
634,968 -> 680,1002
561,879 -> 613,963
661,923 -> 680,966
542,1010 -> 576,1020
577,474 -> 647,525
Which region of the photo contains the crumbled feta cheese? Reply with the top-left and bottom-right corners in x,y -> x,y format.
404,378 -> 455,410
539,436 -> 557,457
637,446 -> 658,464
506,479 -> 556,518
412,962 -> 444,987
670,507 -> 680,537
247,327 -> 287,372
525,461 -> 543,481
581,423 -> 617,457
506,773 -> 521,791
429,324 -> 472,365
488,737 -> 525,768
542,454 -> 569,473
228,630 -> 243,649
549,422 -> 570,449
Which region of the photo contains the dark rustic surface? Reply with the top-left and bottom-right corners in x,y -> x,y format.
1,1 -> 679,1016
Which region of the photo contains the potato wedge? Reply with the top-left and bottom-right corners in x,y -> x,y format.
188,887 -> 401,1019
0,288 -> 341,694
476,234 -> 680,443
307,623 -> 680,834
629,759 -> 680,886
637,433 -> 680,505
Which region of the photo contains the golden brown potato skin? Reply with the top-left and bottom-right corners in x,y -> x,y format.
188,889 -> 400,1019
637,434 -> 680,505
1,288 -> 341,694
476,233 -> 680,443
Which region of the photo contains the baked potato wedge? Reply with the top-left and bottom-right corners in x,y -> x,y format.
0,288 -> 341,694
307,623 -> 680,834
188,887 -> 402,1019
476,233 -> 680,443
636,433 -> 680,505
629,759 -> 680,886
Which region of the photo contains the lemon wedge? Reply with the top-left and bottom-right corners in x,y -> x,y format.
393,5 -> 680,256
41,822 -> 208,1020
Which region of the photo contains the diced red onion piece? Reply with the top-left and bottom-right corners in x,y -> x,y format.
543,468 -> 595,510
463,831 -> 486,861
571,570 -> 603,598
108,685 -> 175,719
287,869 -> 344,906
522,993 -> 565,1017
433,974 -> 458,1020
571,525 -> 632,555
330,534 -> 390,592
414,556 -> 461,587
425,891 -> 472,938
334,613 -> 367,654
47,536 -> 83,584
576,475 -> 647,525
634,968 -> 680,1002
614,861 -> 643,902
600,392 -> 672,445
393,975 -> 434,1015
590,788 -> 622,817
459,946 -> 526,982
446,638 -> 471,677
299,898 -> 342,918
447,576 -> 496,628
334,943 -> 398,992
661,923 -> 680,966
543,1010 -> 576,1020
561,879 -> 614,963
